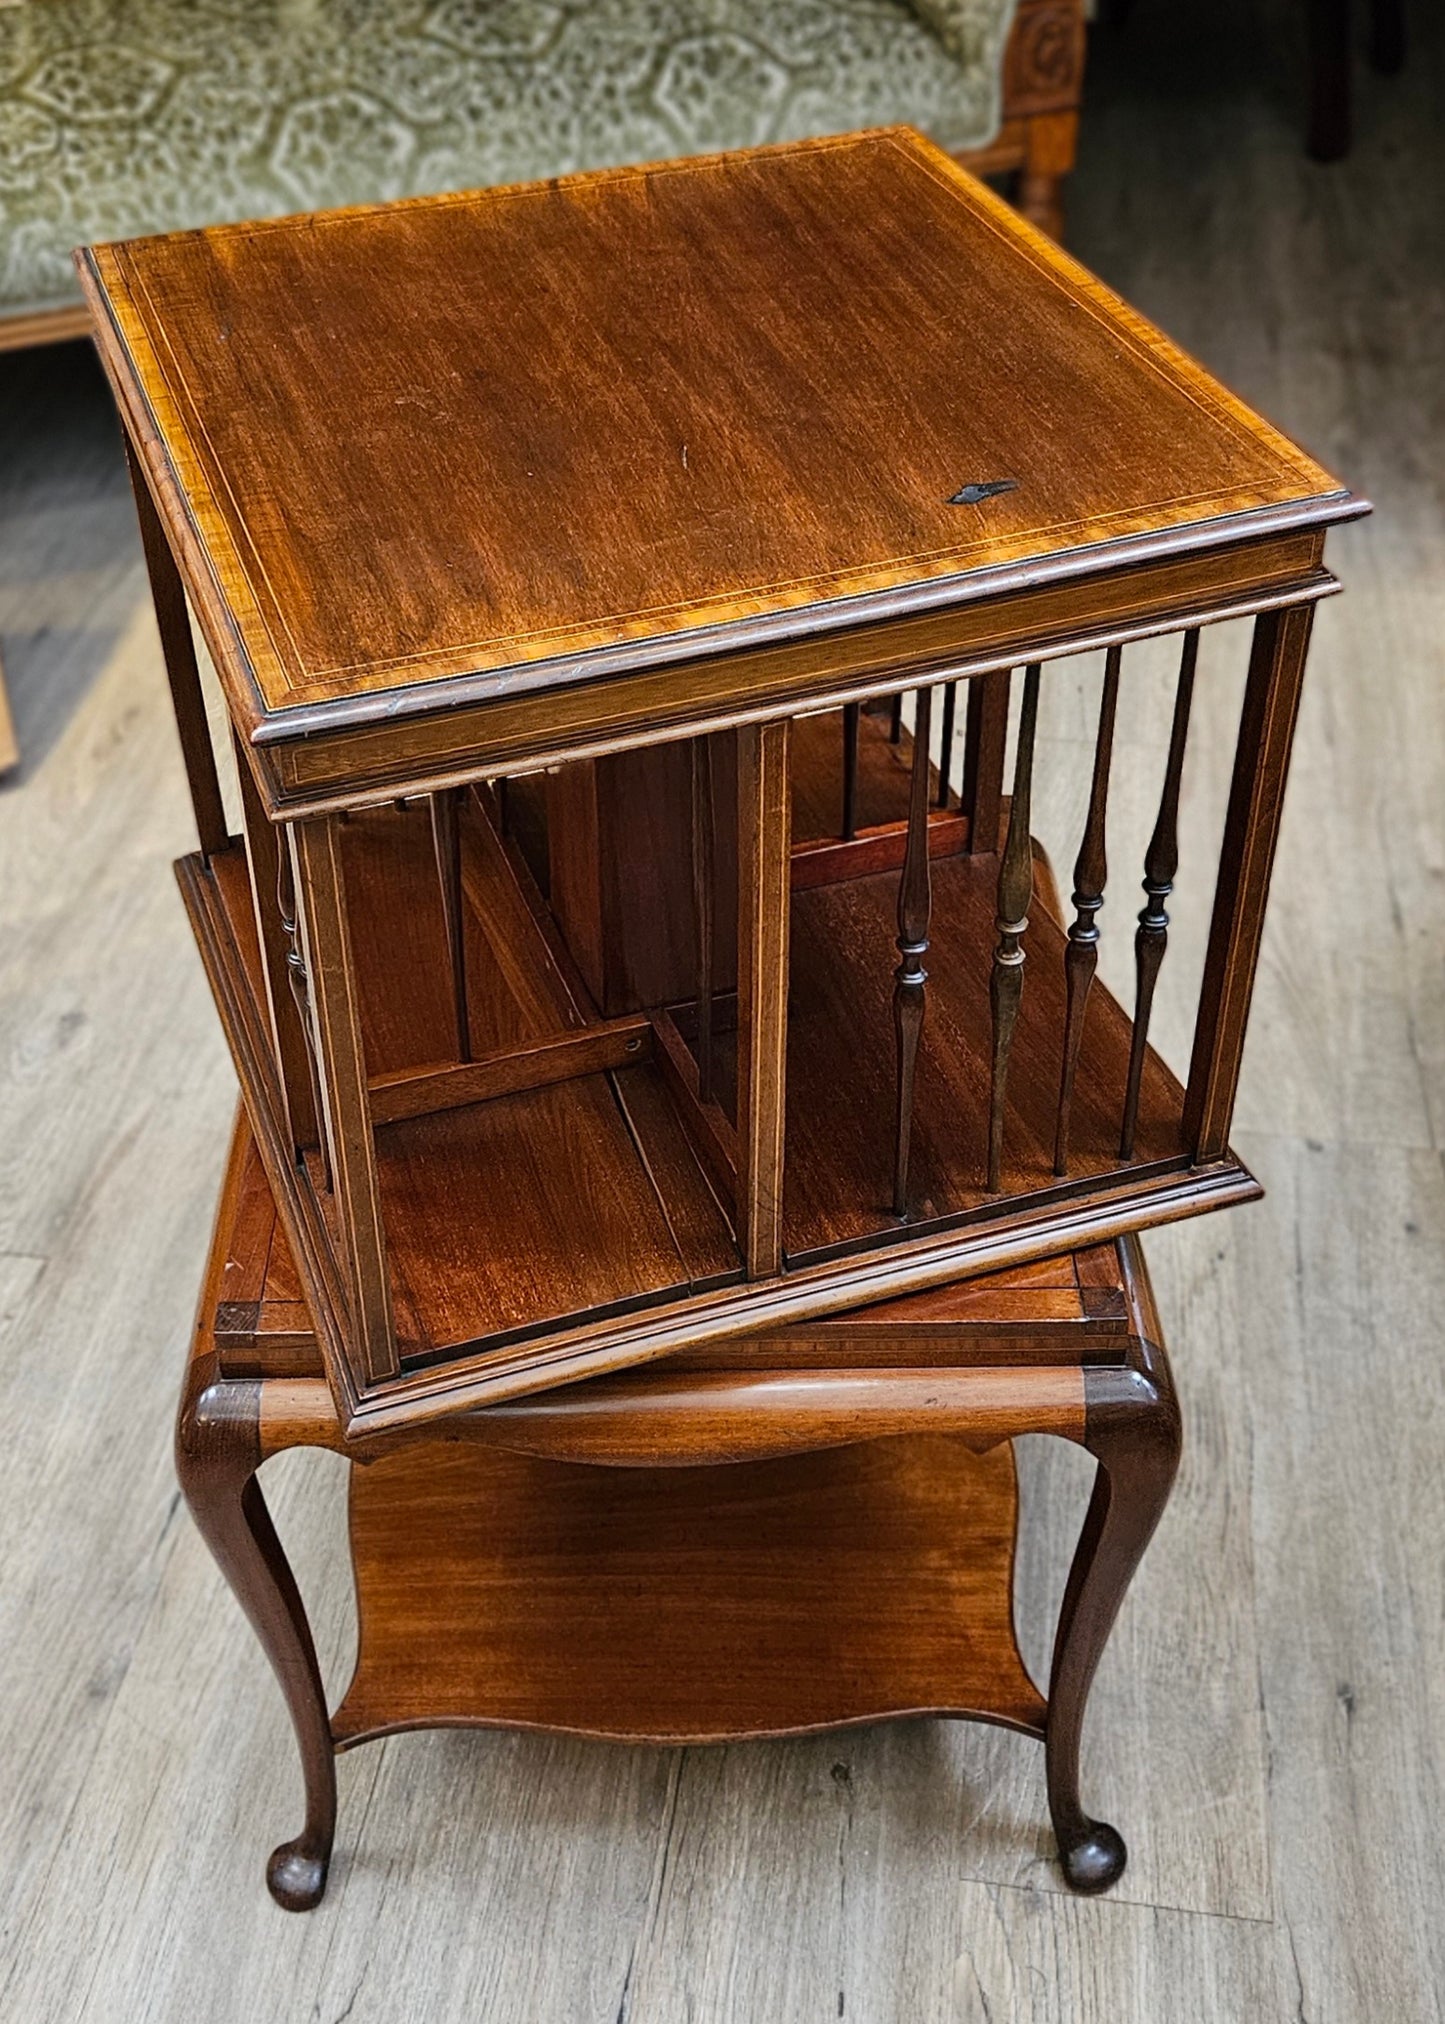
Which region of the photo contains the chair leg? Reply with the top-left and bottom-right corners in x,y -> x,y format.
1307,0 -> 1353,161
1045,1336 -> 1181,1893
175,1366 -> 337,1910
1018,111 -> 1077,244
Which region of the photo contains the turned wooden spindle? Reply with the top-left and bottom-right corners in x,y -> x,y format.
691,738 -> 717,1103
275,838 -> 331,1189
429,788 -> 471,1063
936,681 -> 958,809
892,685 -> 935,1217
987,663 -> 1042,1193
841,702 -> 860,841
1054,646 -> 1122,1175
1120,629 -> 1199,1158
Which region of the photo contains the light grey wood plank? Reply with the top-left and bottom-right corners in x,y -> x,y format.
624,1736 -> 1283,2023
1212,1136 -> 1445,2023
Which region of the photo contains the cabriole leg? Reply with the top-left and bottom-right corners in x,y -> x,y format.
175,1366 -> 337,1910
1045,1327 -> 1181,1893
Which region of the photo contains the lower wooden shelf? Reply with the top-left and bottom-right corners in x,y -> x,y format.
180,1110 -> 1184,1909
334,1433 -> 1044,1747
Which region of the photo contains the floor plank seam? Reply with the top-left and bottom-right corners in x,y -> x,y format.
619,1749 -> 686,2022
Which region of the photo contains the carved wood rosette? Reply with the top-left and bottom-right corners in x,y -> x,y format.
1005,0 -> 1088,117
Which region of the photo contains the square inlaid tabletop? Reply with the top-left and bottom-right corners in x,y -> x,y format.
80,126 -> 1352,752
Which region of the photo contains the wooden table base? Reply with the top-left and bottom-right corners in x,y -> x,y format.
334,1435 -> 1043,1748
178,1114 -> 1179,1911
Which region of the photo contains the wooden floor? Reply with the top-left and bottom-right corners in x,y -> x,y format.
2,2 -> 1442,2016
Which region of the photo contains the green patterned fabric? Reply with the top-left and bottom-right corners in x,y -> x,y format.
0,0 -> 1018,316
904,0 -> 1008,60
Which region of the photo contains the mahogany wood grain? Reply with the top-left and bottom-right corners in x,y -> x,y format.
651,1007 -> 740,1207
175,1130 -> 335,1909
892,685 -> 935,1216
254,533 -> 1347,816
235,731 -> 320,1158
271,826 -> 331,1186
299,796 -> 582,1092
404,1366 -> 1087,1469
186,1105 -> 1181,1905
737,721 -> 792,1278
841,701 -> 861,838
1045,1253 -> 1181,1892
690,738 -> 717,1101
789,691 -> 929,848
483,782 -> 601,1024
544,736 -> 739,1019
428,787 -> 470,1062
80,127 -> 1354,790
222,1112 -> 1129,1363
372,1068 -> 739,1362
216,1114 -> 1129,1380
608,1064 -> 741,1292
289,817 -> 398,1385
783,843 -> 1185,1257
183,822 -> 1256,1436
367,1016 -> 651,1127
790,815 -> 972,892
93,131 -> 1358,1431
332,1435 -> 1046,1746
962,666 -> 1012,855
1184,603 -> 1317,1158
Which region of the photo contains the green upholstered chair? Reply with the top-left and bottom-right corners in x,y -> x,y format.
0,0 -> 1085,348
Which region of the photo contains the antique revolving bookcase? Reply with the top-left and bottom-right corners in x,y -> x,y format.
80,128 -> 1363,1907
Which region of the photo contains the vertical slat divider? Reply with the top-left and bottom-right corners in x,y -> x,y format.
124,436 -> 228,860
736,719 -> 792,1279
291,815 -> 399,1386
1184,603 -> 1315,1159
429,787 -> 471,1063
275,822 -> 332,1191
987,663 -> 1041,1192
1121,628 -> 1199,1157
889,692 -> 903,744
936,680 -> 958,808
690,736 -> 717,1102
962,666 -> 1012,854
892,685 -> 935,1217
1054,646 -> 1122,1174
841,702 -> 860,840
234,731 -> 320,1161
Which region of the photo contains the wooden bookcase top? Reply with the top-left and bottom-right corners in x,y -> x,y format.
79,127 -> 1353,756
